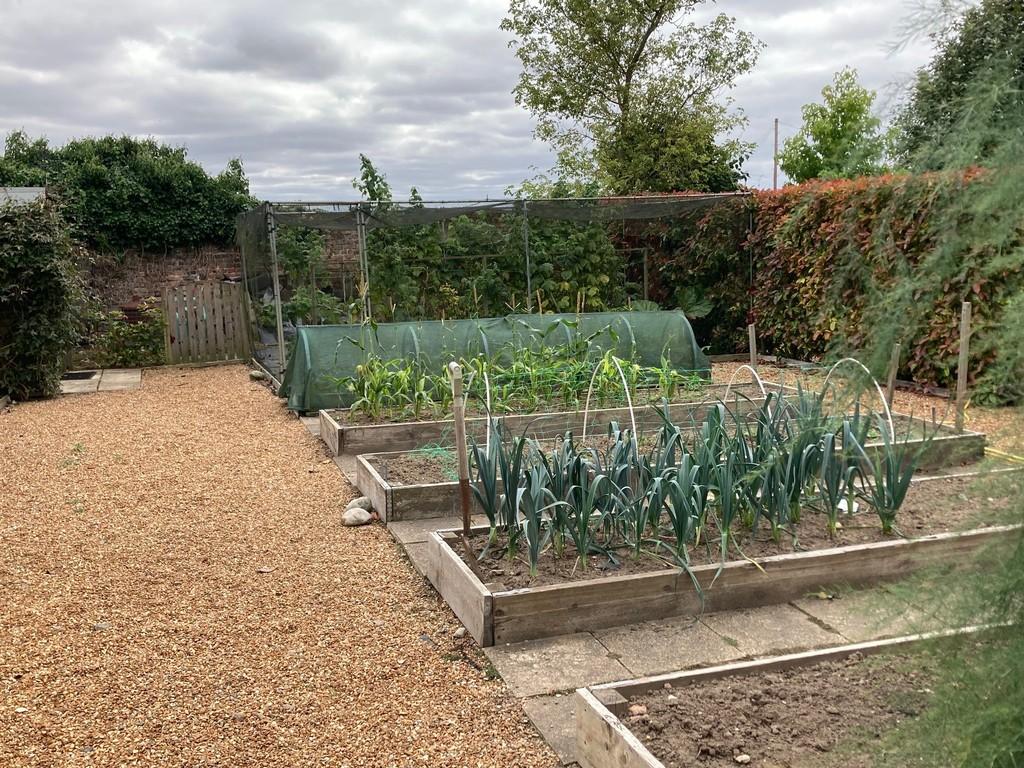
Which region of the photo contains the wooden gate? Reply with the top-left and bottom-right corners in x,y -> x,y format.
163,282 -> 253,364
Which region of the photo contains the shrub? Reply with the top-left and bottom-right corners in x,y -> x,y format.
0,199 -> 83,399
91,301 -> 166,368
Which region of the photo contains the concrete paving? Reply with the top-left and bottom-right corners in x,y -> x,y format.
485,633 -> 632,698
97,368 -> 142,391
60,369 -> 141,395
594,614 -> 744,677
791,587 -> 939,643
700,603 -> 841,656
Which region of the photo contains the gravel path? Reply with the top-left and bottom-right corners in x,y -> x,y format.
0,365 -> 556,768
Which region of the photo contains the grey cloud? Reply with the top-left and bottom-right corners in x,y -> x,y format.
0,0 -> 939,198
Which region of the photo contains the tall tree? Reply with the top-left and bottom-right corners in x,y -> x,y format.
501,0 -> 762,193
778,68 -> 888,183
893,0 -> 1024,165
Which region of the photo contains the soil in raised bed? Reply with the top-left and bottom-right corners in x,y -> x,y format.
371,449 -> 459,486
458,474 -> 1021,589
626,650 -> 939,767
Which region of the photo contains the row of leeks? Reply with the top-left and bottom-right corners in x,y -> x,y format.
469,388 -> 932,579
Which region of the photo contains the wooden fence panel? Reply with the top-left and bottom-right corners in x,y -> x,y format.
162,281 -> 252,365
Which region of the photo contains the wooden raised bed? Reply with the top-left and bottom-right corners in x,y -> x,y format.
352,417 -> 985,522
427,522 -> 1017,647
354,452 -> 483,522
318,384 -> 764,457
574,627 -> 985,768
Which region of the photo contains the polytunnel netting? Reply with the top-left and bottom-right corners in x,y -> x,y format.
280,310 -> 710,412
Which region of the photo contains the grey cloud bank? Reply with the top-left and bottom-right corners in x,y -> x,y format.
0,0 -> 937,199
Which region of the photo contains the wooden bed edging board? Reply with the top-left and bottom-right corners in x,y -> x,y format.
316,385 -> 766,456
427,524 -> 1018,647
574,625 -> 990,768
351,422 -> 986,523
354,452 -> 486,522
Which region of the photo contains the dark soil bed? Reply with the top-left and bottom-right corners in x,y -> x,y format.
371,450 -> 458,486
457,474 -> 1020,589
627,651 -> 938,767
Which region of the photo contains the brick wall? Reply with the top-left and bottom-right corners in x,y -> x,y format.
89,246 -> 242,308
88,230 -> 363,309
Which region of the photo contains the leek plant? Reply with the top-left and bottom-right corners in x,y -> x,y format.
857,415 -> 920,535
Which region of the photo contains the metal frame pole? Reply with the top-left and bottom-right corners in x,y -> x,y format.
522,199 -> 532,312
356,207 -> 372,321
265,203 -> 287,375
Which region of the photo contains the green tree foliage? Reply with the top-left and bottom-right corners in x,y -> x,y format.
501,0 -> 762,193
0,199 -> 83,398
894,0 -> 1024,165
350,158 -> 629,320
778,68 -> 888,183
0,131 -> 253,251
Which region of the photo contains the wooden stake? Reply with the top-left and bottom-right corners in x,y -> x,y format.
955,301 -> 972,434
449,362 -> 472,537
772,118 -> 779,191
885,342 -> 901,408
747,323 -> 758,370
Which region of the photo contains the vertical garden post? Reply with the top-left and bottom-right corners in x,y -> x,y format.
522,199 -> 532,312
449,362 -> 472,537
748,323 -> 758,369
885,342 -> 901,408
265,203 -> 286,374
955,301 -> 972,433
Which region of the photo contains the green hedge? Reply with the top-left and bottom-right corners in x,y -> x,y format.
653,172 -> 1022,402
0,199 -> 82,399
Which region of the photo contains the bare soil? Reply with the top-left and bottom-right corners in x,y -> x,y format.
372,449 -> 459,486
458,474 -> 1020,589
627,651 -> 938,767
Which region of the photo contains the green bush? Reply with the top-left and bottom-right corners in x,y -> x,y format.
0,199 -> 83,399
0,131 -> 254,251
91,300 -> 166,368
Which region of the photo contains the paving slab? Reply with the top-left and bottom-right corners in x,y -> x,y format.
97,368 -> 141,391
792,588 -> 938,643
60,377 -> 99,394
595,614 -> 744,677
402,542 -> 432,579
332,454 -> 357,483
387,516 -> 487,545
485,633 -> 631,698
700,603 -> 844,657
299,415 -> 320,437
522,694 -> 578,765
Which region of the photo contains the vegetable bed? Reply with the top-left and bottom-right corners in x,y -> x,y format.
319,383 -> 762,457
574,630 -> 980,768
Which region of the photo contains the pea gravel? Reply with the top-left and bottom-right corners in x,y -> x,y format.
0,365 -> 557,768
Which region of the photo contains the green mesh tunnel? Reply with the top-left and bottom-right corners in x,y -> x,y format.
279,310 -> 710,412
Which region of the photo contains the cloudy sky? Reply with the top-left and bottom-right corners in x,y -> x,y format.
0,0 -> 940,199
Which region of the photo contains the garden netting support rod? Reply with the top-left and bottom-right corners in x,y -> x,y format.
265,203 -> 287,375
356,207 -> 372,321
521,199 -> 531,310
448,362 -> 472,537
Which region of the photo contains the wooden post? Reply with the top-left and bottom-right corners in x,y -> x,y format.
955,301 -> 972,434
747,323 -> 758,370
772,118 -> 779,191
885,342 -> 901,408
449,362 -> 472,537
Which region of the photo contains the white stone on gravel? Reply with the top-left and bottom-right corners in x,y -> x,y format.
342,507 -> 372,526
345,496 -> 372,513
